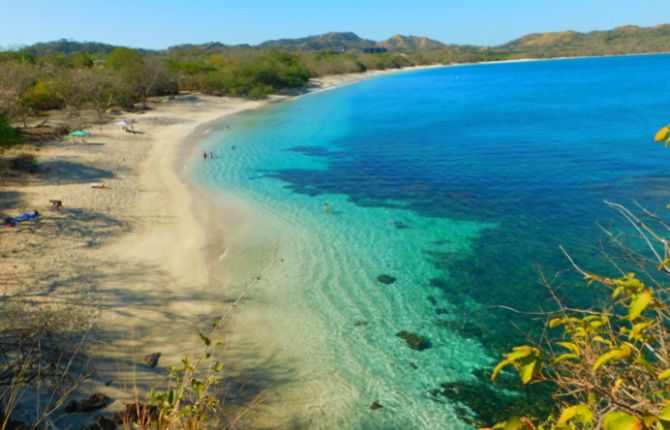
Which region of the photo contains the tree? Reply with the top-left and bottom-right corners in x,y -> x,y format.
21,80 -> 62,111
0,62 -> 37,124
105,47 -> 144,71
136,58 -> 177,106
70,52 -> 93,68
0,114 -> 19,149
51,70 -> 87,117
77,68 -> 120,123
105,49 -> 176,108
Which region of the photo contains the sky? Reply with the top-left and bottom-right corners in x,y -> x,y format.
2,0 -> 670,49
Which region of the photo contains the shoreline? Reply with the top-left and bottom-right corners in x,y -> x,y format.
0,62 -> 444,426
103,62 -> 447,421
179,62 -> 448,267
0,52 -> 654,425
139,51 -> 670,425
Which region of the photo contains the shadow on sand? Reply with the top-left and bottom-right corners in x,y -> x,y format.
36,160 -> 115,184
0,190 -> 25,217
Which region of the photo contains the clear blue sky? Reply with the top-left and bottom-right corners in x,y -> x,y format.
2,0 -> 670,49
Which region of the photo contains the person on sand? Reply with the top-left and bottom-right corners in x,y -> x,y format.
323,202 -> 330,215
203,151 -> 208,160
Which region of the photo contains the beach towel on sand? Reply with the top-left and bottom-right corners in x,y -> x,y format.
4,212 -> 39,226
13,213 -> 38,222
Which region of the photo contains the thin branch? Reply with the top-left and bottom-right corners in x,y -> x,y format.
604,200 -> 669,270
559,245 -> 589,277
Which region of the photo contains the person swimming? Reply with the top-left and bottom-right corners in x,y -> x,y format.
323,202 -> 331,214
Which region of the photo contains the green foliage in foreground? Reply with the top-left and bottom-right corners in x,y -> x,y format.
0,115 -> 19,148
489,272 -> 670,430
139,329 -> 225,429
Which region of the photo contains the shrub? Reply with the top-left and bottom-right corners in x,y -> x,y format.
0,114 -> 19,148
199,72 -> 227,96
106,47 -> 144,71
70,52 -> 93,68
241,51 -> 310,91
21,80 -> 62,111
248,84 -> 272,99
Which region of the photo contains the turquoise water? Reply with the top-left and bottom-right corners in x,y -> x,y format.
193,55 -> 670,428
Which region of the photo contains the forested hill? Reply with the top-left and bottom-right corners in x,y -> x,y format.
259,32 -> 378,51
15,24 -> 670,57
2,24 -> 670,137
495,24 -> 670,57
378,35 -> 445,51
257,32 -> 445,52
26,40 -> 144,56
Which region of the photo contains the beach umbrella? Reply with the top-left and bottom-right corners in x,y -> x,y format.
68,130 -> 92,137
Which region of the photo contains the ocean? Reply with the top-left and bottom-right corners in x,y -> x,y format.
193,54 -> 670,429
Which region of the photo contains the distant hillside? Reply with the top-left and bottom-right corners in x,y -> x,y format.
379,34 -> 444,51
166,42 -> 229,52
26,39 -> 140,56
4,23 -> 670,120
498,24 -> 670,56
165,42 -> 253,55
258,32 -> 444,52
259,32 -> 377,51
16,24 -> 670,60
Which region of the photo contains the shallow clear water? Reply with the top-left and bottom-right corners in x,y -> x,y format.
193,55 -> 670,428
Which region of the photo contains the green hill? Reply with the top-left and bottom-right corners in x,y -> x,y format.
379,34 -> 444,51
20,24 -> 670,58
497,24 -> 670,57
259,32 -> 377,51
3,23 -> 670,128
26,39 -> 142,56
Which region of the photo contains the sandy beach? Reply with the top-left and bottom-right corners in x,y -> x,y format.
0,64 -> 442,426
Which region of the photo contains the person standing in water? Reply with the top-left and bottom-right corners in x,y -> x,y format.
203,151 -> 208,160
209,151 -> 214,159
323,202 -> 330,215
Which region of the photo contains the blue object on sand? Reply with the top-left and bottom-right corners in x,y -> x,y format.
12,212 -> 39,223
69,130 -> 92,137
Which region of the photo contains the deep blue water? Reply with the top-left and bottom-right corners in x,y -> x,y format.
196,55 -> 670,428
